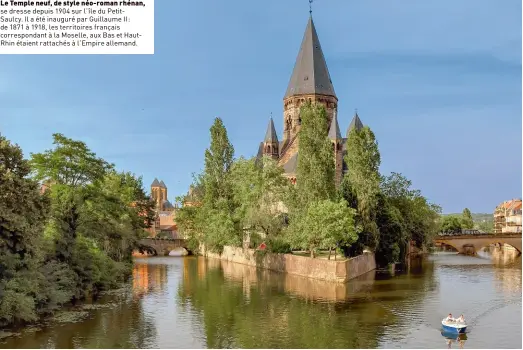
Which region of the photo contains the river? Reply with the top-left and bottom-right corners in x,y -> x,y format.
1,249 -> 521,349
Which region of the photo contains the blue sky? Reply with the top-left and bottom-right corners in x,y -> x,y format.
1,0 -> 521,213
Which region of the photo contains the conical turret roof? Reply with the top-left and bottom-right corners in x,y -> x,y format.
159,180 -> 167,188
264,117 -> 279,144
151,178 -> 161,187
347,111 -> 364,137
284,16 -> 336,99
328,110 -> 342,140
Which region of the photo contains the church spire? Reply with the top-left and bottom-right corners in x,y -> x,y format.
328,109 -> 342,141
284,15 -> 336,99
263,115 -> 279,160
264,116 -> 279,144
347,110 -> 364,137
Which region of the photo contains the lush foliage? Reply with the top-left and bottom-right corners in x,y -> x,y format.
343,126 -> 381,253
177,103 -> 441,268
440,216 -> 463,234
461,208 -> 474,229
0,133 -> 154,327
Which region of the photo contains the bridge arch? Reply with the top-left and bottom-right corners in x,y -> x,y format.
433,234 -> 521,256
136,238 -> 189,256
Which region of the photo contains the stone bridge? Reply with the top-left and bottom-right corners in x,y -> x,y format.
433,234 -> 521,255
137,238 -> 188,256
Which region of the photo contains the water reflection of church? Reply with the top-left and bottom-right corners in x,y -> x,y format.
132,263 -> 168,298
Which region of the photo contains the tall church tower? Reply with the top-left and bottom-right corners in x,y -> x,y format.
283,14 -> 338,145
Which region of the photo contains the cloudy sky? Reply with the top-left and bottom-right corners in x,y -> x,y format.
1,0 -> 521,213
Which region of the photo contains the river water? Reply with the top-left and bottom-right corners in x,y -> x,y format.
1,250 -> 521,349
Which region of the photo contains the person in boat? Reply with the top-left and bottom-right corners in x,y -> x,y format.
445,313 -> 455,322
456,314 -> 465,323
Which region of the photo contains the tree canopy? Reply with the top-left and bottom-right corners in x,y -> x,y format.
0,133 -> 154,327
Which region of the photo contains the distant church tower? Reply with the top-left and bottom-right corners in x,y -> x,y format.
283,14 -> 338,145
263,117 -> 279,160
151,178 -> 174,211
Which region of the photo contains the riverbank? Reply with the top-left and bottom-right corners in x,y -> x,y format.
200,245 -> 376,282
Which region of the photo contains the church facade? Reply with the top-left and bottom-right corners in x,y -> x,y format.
256,15 -> 364,186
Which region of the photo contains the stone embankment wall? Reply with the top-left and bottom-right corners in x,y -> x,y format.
200,245 -> 376,283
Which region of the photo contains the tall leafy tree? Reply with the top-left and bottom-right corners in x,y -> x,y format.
294,102 -> 335,205
461,208 -> 474,229
203,118 -> 235,209
286,103 -> 336,248
198,118 -> 238,252
344,126 -> 381,251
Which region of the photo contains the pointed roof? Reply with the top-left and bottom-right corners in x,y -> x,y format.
347,111 -> 364,137
151,178 -> 161,187
284,16 -> 336,99
264,117 -> 279,144
328,110 -> 342,140
159,180 -> 167,188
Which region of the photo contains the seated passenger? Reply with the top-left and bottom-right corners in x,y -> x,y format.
445,313 -> 454,322
457,314 -> 465,323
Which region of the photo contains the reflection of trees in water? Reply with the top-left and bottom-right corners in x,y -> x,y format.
1,291 -> 157,349
178,257 -> 436,348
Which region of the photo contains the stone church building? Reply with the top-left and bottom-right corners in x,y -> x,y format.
256,14 -> 364,186
147,178 -> 179,238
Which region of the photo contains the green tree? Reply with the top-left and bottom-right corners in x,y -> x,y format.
440,216 -> 462,234
31,134 -> 151,300
30,133 -> 112,187
343,126 -> 381,252
196,118 -> 238,252
0,135 -> 49,325
295,199 -> 358,258
461,208 -> 474,229
379,172 -> 441,263
203,118 -> 235,209
375,194 -> 404,267
229,157 -> 291,245
294,102 -> 335,205
287,103 -> 336,247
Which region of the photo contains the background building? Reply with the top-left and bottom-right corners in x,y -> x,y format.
148,178 -> 180,238
494,199 -> 522,234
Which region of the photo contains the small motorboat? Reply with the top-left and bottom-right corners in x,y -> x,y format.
441,318 -> 467,333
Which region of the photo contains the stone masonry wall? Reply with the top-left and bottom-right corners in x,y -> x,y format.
200,245 -> 376,283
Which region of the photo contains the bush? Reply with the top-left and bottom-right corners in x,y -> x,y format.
267,237 -> 292,254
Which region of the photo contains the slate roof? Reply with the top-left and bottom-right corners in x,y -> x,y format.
151,178 -> 161,187
328,110 -> 342,140
284,16 -> 336,99
159,180 -> 167,188
347,112 -> 364,137
162,200 -> 174,209
264,117 -> 279,143
282,153 -> 298,175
